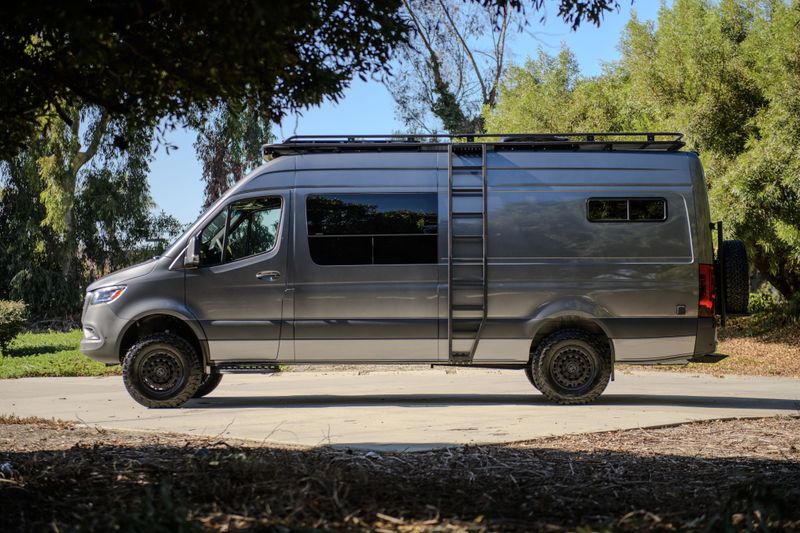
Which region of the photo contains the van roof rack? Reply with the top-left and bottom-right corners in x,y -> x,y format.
263,132 -> 685,158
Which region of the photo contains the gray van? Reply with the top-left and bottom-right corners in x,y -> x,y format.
80,133 -> 749,408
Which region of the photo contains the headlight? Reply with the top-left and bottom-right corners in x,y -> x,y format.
90,285 -> 127,305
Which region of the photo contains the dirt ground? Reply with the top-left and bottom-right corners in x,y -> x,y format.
1,415 -> 798,532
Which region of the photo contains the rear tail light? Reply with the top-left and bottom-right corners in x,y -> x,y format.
699,263 -> 715,317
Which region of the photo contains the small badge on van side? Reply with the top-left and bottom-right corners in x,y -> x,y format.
676,304 -> 687,315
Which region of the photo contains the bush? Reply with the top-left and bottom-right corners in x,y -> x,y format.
0,300 -> 28,355
748,286 -> 781,315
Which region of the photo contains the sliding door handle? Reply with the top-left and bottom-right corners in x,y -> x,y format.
256,270 -> 281,281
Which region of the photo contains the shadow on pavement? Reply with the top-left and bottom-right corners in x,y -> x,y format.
186,393 -> 800,411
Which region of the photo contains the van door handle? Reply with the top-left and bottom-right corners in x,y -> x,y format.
256,270 -> 281,281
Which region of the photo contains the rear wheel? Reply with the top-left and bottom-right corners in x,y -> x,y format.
122,333 -> 202,408
193,371 -> 223,398
530,329 -> 612,405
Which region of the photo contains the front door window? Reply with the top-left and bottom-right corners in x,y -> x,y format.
198,196 -> 282,266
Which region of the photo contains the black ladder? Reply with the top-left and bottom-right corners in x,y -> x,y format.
447,143 -> 488,363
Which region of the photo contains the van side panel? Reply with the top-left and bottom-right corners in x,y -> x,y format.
467,151 -> 702,363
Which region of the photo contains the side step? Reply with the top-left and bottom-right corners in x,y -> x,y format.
216,362 -> 281,374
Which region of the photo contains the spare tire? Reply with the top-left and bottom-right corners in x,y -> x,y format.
722,240 -> 749,315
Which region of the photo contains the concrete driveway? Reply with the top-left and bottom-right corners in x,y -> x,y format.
1,368 -> 798,451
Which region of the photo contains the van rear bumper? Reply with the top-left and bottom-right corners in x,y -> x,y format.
693,317 -> 717,355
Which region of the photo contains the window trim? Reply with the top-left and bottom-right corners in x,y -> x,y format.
198,195 -> 284,267
586,197 -> 668,223
305,192 -> 439,266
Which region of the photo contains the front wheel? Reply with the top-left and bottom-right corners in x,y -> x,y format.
193,371 -> 223,398
524,364 -> 540,390
530,329 -> 612,405
122,333 -> 202,408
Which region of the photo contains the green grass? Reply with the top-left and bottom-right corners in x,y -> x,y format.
0,330 -> 120,379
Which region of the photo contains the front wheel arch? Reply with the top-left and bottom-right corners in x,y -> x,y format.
118,313 -> 206,366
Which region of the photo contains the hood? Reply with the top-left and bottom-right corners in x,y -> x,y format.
86,258 -> 159,292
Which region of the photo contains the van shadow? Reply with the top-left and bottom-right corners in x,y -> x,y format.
186,393 -> 800,411
5,344 -> 76,357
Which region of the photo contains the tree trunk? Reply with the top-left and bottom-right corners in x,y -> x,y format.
60,110 -> 109,279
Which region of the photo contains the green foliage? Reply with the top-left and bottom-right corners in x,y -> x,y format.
1,1 -> 622,155
748,285 -> 781,315
0,0 -> 411,160
0,330 -> 119,378
0,105 -> 183,319
484,0 -> 800,308
8,268 -> 82,321
0,300 -> 28,356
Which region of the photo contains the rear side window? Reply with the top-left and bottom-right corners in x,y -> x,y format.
307,193 -> 437,265
587,198 -> 667,222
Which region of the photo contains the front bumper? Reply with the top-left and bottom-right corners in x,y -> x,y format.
80,300 -> 129,364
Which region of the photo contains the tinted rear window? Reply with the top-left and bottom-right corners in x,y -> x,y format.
307,194 -> 437,265
587,198 -> 666,222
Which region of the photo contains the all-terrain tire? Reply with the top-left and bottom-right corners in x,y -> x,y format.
722,239 -> 749,315
531,329 -> 612,405
122,333 -> 202,408
524,364 -> 541,390
193,371 -> 223,398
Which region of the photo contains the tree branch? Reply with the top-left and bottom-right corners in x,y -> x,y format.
402,0 -> 438,71
71,111 -> 109,175
487,5 -> 510,109
437,0 -> 488,103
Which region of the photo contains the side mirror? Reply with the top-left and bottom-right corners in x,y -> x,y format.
184,235 -> 200,268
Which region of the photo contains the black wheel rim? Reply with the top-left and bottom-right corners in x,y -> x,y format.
549,345 -> 598,391
139,350 -> 185,396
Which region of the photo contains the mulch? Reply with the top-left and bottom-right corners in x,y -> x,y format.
1,415 -> 799,532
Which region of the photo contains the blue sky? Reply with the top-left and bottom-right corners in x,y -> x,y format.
149,1 -> 664,224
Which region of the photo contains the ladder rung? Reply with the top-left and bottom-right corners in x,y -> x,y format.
453,323 -> 481,331
452,280 -> 483,286
452,211 -> 483,217
452,188 -> 483,195
452,304 -> 484,311
452,234 -> 481,239
450,352 -> 472,360
452,165 -> 483,171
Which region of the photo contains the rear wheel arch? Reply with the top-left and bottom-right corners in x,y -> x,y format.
528,316 -> 614,363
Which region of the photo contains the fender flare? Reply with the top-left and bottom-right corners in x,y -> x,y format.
523,297 -> 615,359
115,304 -> 209,363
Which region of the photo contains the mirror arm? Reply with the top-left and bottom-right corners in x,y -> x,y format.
183,234 -> 200,268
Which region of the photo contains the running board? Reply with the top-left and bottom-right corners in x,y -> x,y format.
430,363 -> 527,370
216,362 -> 281,374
